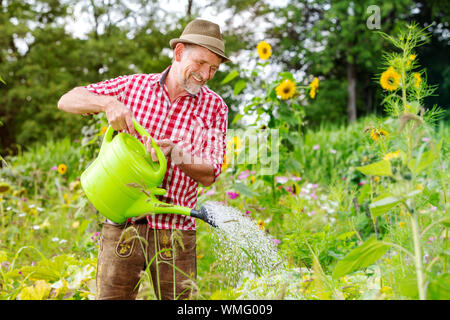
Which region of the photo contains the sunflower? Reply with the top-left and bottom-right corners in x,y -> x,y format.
383,150 -> 400,161
0,182 -> 11,193
309,77 -> 319,99
256,41 -> 272,60
407,54 -> 416,67
413,72 -> 422,89
222,154 -> 230,171
257,219 -> 265,230
226,136 -> 242,155
57,164 -> 67,175
380,67 -> 401,91
370,128 -> 389,142
276,79 -> 296,100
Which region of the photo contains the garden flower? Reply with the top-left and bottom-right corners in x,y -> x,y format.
313,145 -> 320,150
238,170 -> 250,180
257,219 -> 265,230
226,136 -> 243,154
407,54 -> 416,67
100,126 -> 108,135
383,150 -> 400,161
380,67 -> 401,91
57,164 -> 67,175
275,176 -> 289,184
72,221 -> 80,229
256,41 -> 272,60
206,189 -> 216,196
330,149 -> 337,154
370,128 -> 389,142
309,77 -> 319,99
276,79 -> 296,100
227,191 -> 239,200
271,239 -> 281,245
413,72 -> 422,89
0,182 -> 11,193
222,154 -> 230,170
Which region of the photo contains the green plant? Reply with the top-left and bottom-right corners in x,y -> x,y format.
332,23 -> 449,300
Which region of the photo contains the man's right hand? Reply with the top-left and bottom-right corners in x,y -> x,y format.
58,87 -> 136,136
104,98 -> 136,136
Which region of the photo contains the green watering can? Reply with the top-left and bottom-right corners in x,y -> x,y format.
80,119 -> 215,226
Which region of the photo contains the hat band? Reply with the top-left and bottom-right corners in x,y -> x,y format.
180,34 -> 225,52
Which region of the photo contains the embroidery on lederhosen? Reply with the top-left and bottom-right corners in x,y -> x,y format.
115,226 -> 137,258
157,229 -> 174,260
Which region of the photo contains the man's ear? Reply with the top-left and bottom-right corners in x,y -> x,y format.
173,43 -> 185,62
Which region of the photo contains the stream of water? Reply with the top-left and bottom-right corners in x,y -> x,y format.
202,201 -> 282,286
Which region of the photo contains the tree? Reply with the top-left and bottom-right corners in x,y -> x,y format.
267,0 -> 413,125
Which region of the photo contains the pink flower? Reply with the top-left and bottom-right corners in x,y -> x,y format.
330,149 -> 337,154
237,170 -> 250,180
51,166 -> 58,171
291,176 -> 302,181
271,239 -> 281,245
421,137 -> 431,142
276,176 -> 289,184
313,145 -> 320,150
358,180 -> 367,186
245,210 -> 251,216
227,191 -> 240,200
206,189 -> 216,196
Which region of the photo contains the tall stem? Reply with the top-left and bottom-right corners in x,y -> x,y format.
410,214 -> 426,300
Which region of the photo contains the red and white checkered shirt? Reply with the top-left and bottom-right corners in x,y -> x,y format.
85,66 -> 228,230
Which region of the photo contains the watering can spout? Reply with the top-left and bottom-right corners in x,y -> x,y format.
125,194 -> 217,228
191,206 -> 217,228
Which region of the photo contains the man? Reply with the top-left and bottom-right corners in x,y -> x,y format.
57,19 -> 229,300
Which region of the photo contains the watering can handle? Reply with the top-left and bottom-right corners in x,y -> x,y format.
132,119 -> 167,178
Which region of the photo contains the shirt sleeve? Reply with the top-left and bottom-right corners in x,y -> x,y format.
84,75 -> 131,99
202,101 -> 228,182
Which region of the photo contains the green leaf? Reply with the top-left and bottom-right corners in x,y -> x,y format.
233,79 -> 247,96
231,113 -> 244,125
427,273 -> 450,300
0,75 -> 5,84
278,71 -> 295,81
332,236 -> 390,278
356,160 -> 392,177
407,148 -> 437,176
369,193 -> 402,217
233,182 -> 259,197
221,70 -> 239,85
441,215 -> 450,228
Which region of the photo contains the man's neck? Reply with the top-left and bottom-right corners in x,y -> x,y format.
165,66 -> 189,103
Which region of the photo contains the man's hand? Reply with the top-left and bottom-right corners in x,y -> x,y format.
143,137 -> 175,162
104,98 -> 136,135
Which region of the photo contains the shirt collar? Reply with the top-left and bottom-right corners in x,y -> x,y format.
159,65 -> 197,99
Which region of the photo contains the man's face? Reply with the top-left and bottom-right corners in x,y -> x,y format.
178,44 -> 222,95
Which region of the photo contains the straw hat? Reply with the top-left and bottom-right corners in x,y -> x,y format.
169,19 -> 230,63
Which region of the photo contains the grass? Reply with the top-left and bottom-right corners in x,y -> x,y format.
0,116 -> 448,300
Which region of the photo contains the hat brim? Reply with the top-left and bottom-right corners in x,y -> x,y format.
170,38 -> 230,63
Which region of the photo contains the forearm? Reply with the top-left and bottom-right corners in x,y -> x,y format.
57,87 -> 114,115
171,146 -> 215,187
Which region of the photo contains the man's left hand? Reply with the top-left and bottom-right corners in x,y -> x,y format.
143,137 -> 175,162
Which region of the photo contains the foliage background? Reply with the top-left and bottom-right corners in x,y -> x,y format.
0,0 -> 448,155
